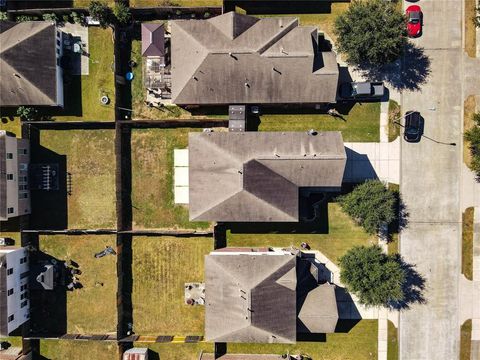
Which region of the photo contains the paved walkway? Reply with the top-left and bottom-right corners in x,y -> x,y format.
344,140 -> 400,184
62,23 -> 89,76
380,101 -> 389,143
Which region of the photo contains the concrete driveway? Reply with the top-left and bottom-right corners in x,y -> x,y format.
399,0 -> 463,359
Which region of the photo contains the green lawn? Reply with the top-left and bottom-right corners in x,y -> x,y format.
388,100 -> 401,142
37,130 -> 116,229
40,235 -> 118,334
460,320 -> 472,360
59,27 -> 115,121
132,236 -> 214,335
131,128 -> 211,230
0,336 -> 23,348
462,207 -> 474,280
0,117 -> 21,136
258,3 -> 350,42
136,320 -> 377,359
387,321 -> 398,360
258,103 -> 380,142
40,340 -> 119,360
228,203 -> 376,265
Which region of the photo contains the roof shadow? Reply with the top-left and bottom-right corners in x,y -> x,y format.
225,197 -> 330,234
28,248 -> 67,337
342,147 -> 379,184
27,127 -> 68,230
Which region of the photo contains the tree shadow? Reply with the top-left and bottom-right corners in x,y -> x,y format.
356,43 -> 431,92
388,255 -> 427,310
391,188 -> 409,236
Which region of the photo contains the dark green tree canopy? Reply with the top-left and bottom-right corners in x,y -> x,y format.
334,0 -> 407,66
337,180 -> 396,235
88,0 -> 113,28
339,245 -> 405,306
113,2 -> 131,26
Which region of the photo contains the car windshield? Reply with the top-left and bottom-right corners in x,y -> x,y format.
409,12 -> 420,23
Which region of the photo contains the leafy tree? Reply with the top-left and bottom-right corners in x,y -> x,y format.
42,13 -> 58,22
88,0 -> 113,28
16,106 -> 37,121
334,0 -> 407,66
465,113 -> 480,176
71,11 -> 84,25
337,180 -> 396,235
339,245 -> 405,306
0,11 -> 8,21
113,2 -> 131,26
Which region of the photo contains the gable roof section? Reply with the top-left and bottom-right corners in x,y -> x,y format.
189,131 -> 346,222
207,11 -> 259,40
205,253 -> 297,343
141,23 -> 165,57
0,21 -> 57,106
171,12 -> 339,105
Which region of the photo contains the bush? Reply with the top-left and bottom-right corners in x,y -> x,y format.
339,245 -> 406,306
62,14 -> 70,23
16,106 -> 38,121
334,0 -> 407,66
113,2 -> 131,26
337,180 -> 396,235
42,13 -> 58,22
465,117 -> 480,176
88,0 -> 113,28
16,15 -> 37,22
0,11 -> 8,21
71,11 -> 84,24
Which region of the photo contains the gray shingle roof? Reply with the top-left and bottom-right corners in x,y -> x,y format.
205,252 -> 297,343
171,12 -> 339,105
298,283 -> 338,333
0,21 -> 58,106
189,131 -> 346,222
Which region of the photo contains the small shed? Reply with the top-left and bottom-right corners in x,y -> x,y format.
141,23 -> 165,60
123,347 -> 149,360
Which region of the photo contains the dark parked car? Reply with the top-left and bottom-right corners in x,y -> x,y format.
404,111 -> 423,142
339,81 -> 385,100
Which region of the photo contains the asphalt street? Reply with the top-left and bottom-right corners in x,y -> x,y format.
399,0 -> 463,359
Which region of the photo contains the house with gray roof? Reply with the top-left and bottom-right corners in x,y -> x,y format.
205,248 -> 338,343
189,131 -> 346,222
0,21 -> 64,107
170,12 -> 339,105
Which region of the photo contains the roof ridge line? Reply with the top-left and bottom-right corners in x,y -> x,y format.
256,18 -> 299,54
0,58 -> 54,104
0,21 -> 50,55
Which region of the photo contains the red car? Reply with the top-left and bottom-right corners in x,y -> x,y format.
406,5 -> 422,37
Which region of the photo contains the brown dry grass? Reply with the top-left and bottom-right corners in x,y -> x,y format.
465,0 -> 477,57
132,236 -> 213,335
40,235 -> 118,334
40,130 -> 116,229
